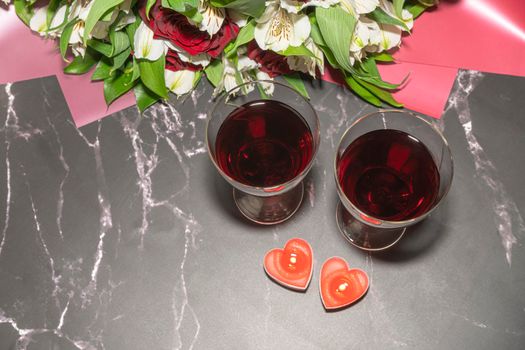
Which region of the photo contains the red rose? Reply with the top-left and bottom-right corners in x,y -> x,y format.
247,41 -> 293,78
165,49 -> 202,72
140,1 -> 239,58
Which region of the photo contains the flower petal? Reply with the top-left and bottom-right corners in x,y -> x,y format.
340,0 -> 378,15
256,71 -> 275,95
199,1 -> 226,36
289,12 -> 311,47
134,22 -> 166,61
281,0 -> 340,14
165,70 -> 196,95
29,7 -> 48,34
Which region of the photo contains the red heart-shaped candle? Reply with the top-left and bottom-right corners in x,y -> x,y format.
264,238 -> 313,291
320,257 -> 369,310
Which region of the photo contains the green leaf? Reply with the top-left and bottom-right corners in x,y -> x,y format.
283,73 -> 310,100
134,82 -> 161,113
162,0 -> 185,12
83,0 -> 125,43
368,7 -> 410,32
193,71 -> 203,88
393,0 -> 405,19
317,45 -> 338,68
104,69 -> 136,105
211,0 -> 265,17
63,48 -> 100,75
60,20 -> 77,59
204,59 -> 224,87
356,58 -> 407,90
372,52 -> 394,62
126,19 -> 141,50
131,59 -> 141,82
315,6 -> 357,74
344,74 -> 382,107
309,14 -> 326,47
109,30 -> 130,57
225,19 -> 255,57
137,56 -> 168,98
256,83 -> 269,100
87,39 -> 114,57
92,58 -> 113,81
406,3 -> 428,19
14,0 -> 32,26
145,0 -> 157,19
360,57 -> 380,76
112,48 -> 132,73
279,45 -> 315,58
354,76 -> 403,107
46,0 -> 62,27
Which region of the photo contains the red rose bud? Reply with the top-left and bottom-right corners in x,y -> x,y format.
247,41 -> 293,78
140,1 -> 239,58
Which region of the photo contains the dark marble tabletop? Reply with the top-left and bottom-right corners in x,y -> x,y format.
0,71 -> 524,350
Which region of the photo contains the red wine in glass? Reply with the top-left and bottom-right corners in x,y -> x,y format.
337,129 -> 440,221
215,100 -> 314,187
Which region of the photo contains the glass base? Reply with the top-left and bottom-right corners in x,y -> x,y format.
233,182 -> 304,225
336,202 -> 406,251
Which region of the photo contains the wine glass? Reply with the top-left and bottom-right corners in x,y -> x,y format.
334,110 -> 453,250
207,80 -> 320,225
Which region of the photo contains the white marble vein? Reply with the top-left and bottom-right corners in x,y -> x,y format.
25,177 -> 62,310
119,103 -> 203,348
0,83 -> 14,258
73,122 -> 113,299
446,70 -> 525,266
172,225 -> 201,350
0,306 -> 96,350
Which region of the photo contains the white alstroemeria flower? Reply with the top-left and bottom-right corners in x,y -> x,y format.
340,0 -> 378,16
215,56 -> 256,96
286,38 -> 324,77
378,0 -> 413,30
281,0 -> 339,14
361,17 -> 381,51
134,22 -> 167,61
30,5 -> 67,37
50,6 -> 68,31
376,23 -> 402,51
254,0 -> 311,52
236,46 -> 259,72
214,57 -> 239,96
350,19 -> 371,53
256,71 -> 275,95
29,7 -> 48,34
165,69 -> 196,95
237,55 -> 259,72
2,0 -> 10,4
67,1 -> 91,56
198,0 -> 225,36
227,9 -> 249,28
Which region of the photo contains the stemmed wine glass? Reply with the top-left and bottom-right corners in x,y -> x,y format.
207,80 -> 320,225
334,110 -> 453,250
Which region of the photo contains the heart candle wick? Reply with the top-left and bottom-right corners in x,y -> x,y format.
336,282 -> 349,293
289,253 -> 297,266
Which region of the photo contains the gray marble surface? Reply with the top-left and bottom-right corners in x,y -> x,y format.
0,71 -> 524,350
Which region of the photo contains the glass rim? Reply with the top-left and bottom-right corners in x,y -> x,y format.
333,109 -> 454,226
205,79 -> 321,192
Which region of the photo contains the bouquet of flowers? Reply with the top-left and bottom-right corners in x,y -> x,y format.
9,0 -> 437,112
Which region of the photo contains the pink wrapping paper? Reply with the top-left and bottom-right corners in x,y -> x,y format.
395,0 -> 525,77
0,6 -> 135,127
